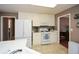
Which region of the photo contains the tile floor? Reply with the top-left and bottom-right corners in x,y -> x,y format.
32,43 -> 68,54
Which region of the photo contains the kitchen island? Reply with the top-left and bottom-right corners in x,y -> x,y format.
0,39 -> 40,54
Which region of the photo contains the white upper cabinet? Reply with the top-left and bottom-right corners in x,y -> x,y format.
33,14 -> 40,26
18,12 -> 55,26
38,14 -> 55,26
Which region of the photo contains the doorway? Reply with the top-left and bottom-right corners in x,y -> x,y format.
1,16 -> 15,41
58,14 -> 71,48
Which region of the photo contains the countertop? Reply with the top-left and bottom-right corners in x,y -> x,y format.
0,39 -> 40,54
33,31 -> 58,33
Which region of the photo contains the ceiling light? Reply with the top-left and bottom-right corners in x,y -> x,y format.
25,0 -> 57,8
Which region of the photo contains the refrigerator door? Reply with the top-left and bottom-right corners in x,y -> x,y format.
15,19 -> 32,48
23,20 -> 32,38
15,20 -> 24,38
24,20 -> 32,48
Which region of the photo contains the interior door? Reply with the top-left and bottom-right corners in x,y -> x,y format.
10,18 -> 15,40
3,18 -> 8,41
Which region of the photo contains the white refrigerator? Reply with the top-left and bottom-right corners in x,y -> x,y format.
15,19 -> 32,48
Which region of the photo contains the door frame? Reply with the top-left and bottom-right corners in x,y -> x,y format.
57,13 -> 71,44
1,16 -> 16,41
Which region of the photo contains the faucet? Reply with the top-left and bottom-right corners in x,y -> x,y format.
9,49 -> 22,54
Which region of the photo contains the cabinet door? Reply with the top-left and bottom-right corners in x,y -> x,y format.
15,20 -> 24,38
50,32 -> 58,43
33,33 -> 41,45
39,15 -> 55,26
48,15 -> 55,26
33,14 -> 40,26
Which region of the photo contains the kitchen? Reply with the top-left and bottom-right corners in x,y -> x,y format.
0,4 -> 78,54
18,12 -> 58,45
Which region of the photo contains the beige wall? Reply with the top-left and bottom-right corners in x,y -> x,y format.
0,12 -> 18,18
55,5 -> 79,43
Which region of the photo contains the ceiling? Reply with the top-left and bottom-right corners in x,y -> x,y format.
0,4 -> 77,14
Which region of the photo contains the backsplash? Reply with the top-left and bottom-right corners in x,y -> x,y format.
32,26 -> 56,32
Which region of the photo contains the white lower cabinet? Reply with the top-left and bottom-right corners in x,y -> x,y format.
50,32 -> 58,43
33,33 -> 41,45
33,31 -> 58,45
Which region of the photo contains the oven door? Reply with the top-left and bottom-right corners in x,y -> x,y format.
41,32 -> 50,44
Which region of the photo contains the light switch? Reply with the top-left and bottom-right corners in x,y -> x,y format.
71,28 -> 73,32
